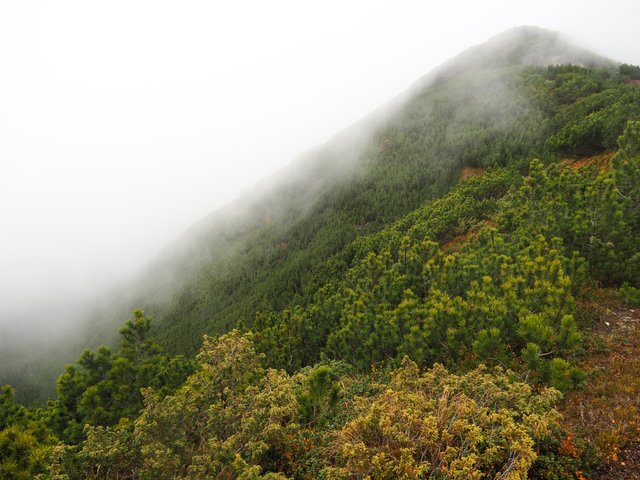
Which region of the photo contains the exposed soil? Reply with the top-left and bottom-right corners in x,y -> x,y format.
562,290 -> 640,479
459,166 -> 485,180
561,151 -> 615,172
599,441 -> 640,479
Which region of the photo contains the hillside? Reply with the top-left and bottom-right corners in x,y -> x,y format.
0,28 -> 622,402
136,26 -> 619,354
1,26 -> 640,479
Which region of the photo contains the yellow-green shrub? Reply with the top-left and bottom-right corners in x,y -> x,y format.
324,359 -> 561,480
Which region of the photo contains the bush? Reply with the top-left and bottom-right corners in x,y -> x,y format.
323,359 -> 562,480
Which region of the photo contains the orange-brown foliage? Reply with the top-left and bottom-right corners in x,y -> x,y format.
441,220 -> 496,252
459,166 -> 485,180
561,152 -> 615,173
441,230 -> 477,252
558,432 -> 579,458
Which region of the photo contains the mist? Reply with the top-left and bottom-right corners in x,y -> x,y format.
1,0 -> 640,398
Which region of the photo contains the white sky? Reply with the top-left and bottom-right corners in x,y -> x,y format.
1,0 -> 639,325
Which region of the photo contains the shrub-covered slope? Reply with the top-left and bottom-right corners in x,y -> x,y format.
30,118 -> 635,480
2,26 -> 640,480
2,26 -> 636,404
139,27 -> 623,357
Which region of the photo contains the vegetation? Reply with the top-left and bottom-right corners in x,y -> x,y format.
47,332 -> 568,479
1,29 -> 640,478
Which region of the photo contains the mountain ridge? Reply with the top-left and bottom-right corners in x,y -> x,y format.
2,26 -> 640,479
141,27 -> 624,351
1,26 -> 635,402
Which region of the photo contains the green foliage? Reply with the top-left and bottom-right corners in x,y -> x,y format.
0,386 -> 54,479
0,387 -> 58,479
0,423 -> 55,480
254,163 -> 588,390
619,63 -> 640,80
322,229 -> 584,388
145,62 -> 552,357
60,334 -> 580,480
252,111 -> 640,393
3,47 -> 640,478
323,359 -> 562,480
47,310 -> 194,445
69,331 -> 299,479
619,283 -> 640,305
0,386 -> 26,431
548,65 -> 605,105
500,152 -> 640,287
145,62 -> 639,375
545,68 -> 640,156
297,364 -> 340,427
617,118 -> 640,157
253,169 -> 515,371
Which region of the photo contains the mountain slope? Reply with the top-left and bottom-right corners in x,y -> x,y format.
0,26 -> 632,403
2,27 -> 640,479
141,26 -> 616,354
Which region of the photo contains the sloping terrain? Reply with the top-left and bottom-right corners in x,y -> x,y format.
138,26 -> 618,355
1,26 -> 640,479
1,26 -> 634,403
562,290 -> 640,479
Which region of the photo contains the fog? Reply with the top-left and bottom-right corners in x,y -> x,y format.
1,1 -> 639,357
